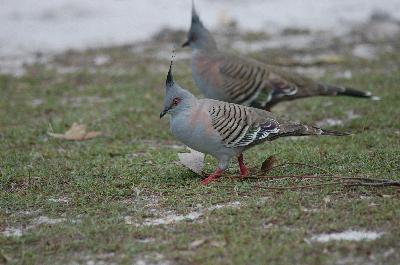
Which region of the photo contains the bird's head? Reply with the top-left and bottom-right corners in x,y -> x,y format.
182,1 -> 217,50
160,59 -> 195,118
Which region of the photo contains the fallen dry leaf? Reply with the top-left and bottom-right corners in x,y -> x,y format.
189,238 -> 225,249
177,147 -> 205,175
189,239 -> 207,249
209,240 -> 226,248
260,155 -> 278,172
48,123 -> 102,141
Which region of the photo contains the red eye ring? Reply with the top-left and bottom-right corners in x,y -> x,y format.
172,97 -> 181,106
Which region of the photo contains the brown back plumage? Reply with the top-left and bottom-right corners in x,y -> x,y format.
217,54 -> 322,109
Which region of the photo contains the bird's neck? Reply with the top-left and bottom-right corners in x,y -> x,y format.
193,41 -> 218,52
192,45 -> 218,61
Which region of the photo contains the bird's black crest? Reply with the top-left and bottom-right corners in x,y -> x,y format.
191,0 -> 201,24
166,52 -> 175,86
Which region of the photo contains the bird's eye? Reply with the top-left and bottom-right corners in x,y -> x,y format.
172,97 -> 181,106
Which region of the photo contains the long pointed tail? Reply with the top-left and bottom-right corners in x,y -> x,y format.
319,84 -> 380,100
269,123 -> 350,140
320,128 -> 350,136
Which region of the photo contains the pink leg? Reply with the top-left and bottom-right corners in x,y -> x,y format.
201,168 -> 224,185
238,154 -> 249,177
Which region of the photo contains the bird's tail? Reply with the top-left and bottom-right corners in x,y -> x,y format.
319,84 -> 380,100
269,123 -> 350,140
319,128 -> 350,136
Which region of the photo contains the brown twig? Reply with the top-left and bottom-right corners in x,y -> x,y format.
217,173 -> 400,190
218,180 -> 400,190
345,181 -> 400,187
241,174 -> 397,183
251,181 -> 349,190
227,174 -> 314,180
266,162 -> 333,175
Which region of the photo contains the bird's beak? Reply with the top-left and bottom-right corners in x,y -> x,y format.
182,40 -> 190,47
160,108 -> 169,118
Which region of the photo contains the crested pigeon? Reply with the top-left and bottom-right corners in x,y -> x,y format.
160,60 -> 349,185
182,3 -> 378,110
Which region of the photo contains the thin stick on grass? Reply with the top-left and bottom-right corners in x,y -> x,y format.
252,181 -> 350,190
345,181 -> 400,187
217,171 -> 400,190
239,174 -> 398,183
265,162 -> 333,175
217,180 -> 400,190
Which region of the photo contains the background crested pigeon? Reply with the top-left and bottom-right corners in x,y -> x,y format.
182,3 -> 378,110
160,60 -> 349,185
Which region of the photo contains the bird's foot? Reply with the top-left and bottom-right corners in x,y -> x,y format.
239,165 -> 249,177
238,154 -> 249,178
201,168 -> 223,185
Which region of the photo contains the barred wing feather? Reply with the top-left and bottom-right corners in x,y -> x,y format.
209,102 -> 280,148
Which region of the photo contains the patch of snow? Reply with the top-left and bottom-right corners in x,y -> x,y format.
316,110 -> 362,127
30,98 -> 45,106
2,227 -> 23,237
14,209 -> 41,217
32,216 -> 66,225
93,55 -> 110,66
301,207 -> 320,213
311,230 -> 384,242
0,53 -> 51,76
232,34 -> 317,52
208,201 -> 241,211
231,40 -> 271,53
82,253 -> 116,265
141,211 -> 203,226
126,201 -> 241,227
316,118 -> 344,127
346,110 -> 361,120
68,252 -> 117,265
134,253 -> 171,265
293,66 -> 326,79
48,196 -> 70,203
352,44 -> 378,59
336,70 -> 353,79
2,215 -> 68,237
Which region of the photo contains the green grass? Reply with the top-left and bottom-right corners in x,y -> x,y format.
0,40 -> 399,265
